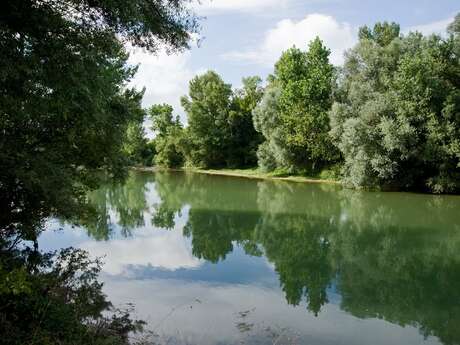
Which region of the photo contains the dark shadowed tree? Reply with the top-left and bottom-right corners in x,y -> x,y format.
0,0 -> 199,241
228,76 -> 264,167
123,120 -> 149,165
149,104 -> 185,168
0,1 -> 199,344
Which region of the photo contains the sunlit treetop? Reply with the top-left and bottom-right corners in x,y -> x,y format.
358,21 -> 401,46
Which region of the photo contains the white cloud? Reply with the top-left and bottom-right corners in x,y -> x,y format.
195,0 -> 286,14
127,47 -> 195,132
104,279 -> 441,345
222,14 -> 356,66
81,227 -> 202,275
405,17 -> 453,36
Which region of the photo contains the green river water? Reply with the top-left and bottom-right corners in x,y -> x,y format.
40,170 -> 460,345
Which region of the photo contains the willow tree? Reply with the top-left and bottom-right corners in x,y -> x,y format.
329,20 -> 460,193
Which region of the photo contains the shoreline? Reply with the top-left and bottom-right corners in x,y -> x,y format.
133,166 -> 341,185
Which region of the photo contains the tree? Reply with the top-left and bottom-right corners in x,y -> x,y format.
253,85 -> 289,171
0,1 -> 199,343
123,121 -> 149,165
253,38 -> 338,173
228,76 -> 264,167
180,72 -> 264,168
329,20 -> 460,193
449,13 -> 460,34
0,0 -> 199,241
150,104 -> 179,136
358,21 -> 401,46
148,104 -> 185,168
181,71 -> 233,168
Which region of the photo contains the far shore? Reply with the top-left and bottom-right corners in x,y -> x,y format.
133,166 -> 341,185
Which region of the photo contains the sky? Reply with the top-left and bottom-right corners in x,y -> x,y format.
128,0 -> 460,133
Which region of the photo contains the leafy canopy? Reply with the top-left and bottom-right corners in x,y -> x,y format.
254,37 -> 338,172
0,0 -> 198,240
181,71 -> 238,168
228,76 -> 264,167
330,20 -> 460,192
148,104 -> 185,168
0,1 -> 198,344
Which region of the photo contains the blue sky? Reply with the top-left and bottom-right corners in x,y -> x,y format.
128,0 -> 459,130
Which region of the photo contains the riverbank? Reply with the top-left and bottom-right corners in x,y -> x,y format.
134,166 -> 341,185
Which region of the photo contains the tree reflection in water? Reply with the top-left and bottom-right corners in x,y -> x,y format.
82,170 -> 460,345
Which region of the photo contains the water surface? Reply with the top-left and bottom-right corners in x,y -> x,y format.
40,171 -> 460,345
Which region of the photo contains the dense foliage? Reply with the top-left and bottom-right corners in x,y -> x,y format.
0,0 -> 198,344
123,121 -> 156,166
149,104 -> 185,168
228,76 -> 265,167
330,21 -> 460,192
0,247 -> 146,345
0,0 -> 198,241
253,38 -> 338,173
177,71 -> 263,168
180,71 -> 235,168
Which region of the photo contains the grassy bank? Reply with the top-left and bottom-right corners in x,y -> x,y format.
135,166 -> 341,185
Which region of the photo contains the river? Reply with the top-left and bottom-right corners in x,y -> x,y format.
39,170 -> 460,345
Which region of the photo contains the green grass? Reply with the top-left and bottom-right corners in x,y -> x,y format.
134,165 -> 341,185
187,167 -> 341,185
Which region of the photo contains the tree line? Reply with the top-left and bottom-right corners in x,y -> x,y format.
138,16 -> 460,194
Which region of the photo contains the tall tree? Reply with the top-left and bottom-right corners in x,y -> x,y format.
358,21 -> 401,46
254,38 -> 337,172
329,20 -> 460,193
148,104 -> 185,168
123,121 -> 149,165
0,0 -> 198,241
253,85 -> 288,171
181,71 -> 233,168
228,76 -> 264,167
0,1 -> 199,343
